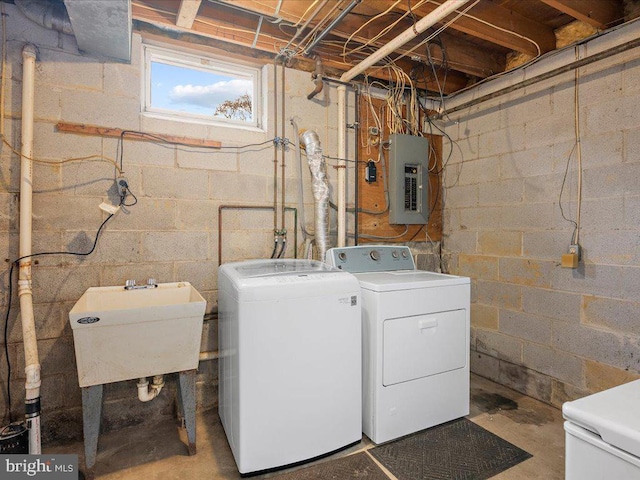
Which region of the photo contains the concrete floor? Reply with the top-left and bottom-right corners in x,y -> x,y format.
49,374 -> 566,479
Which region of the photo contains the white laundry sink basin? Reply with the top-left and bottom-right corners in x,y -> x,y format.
69,282 -> 206,387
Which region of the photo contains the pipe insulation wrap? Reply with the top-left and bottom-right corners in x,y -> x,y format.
299,130 -> 329,261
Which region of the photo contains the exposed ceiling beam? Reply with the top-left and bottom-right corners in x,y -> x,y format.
215,0 -> 328,22
539,0 -> 622,29
342,0 -> 474,82
132,0 -> 469,93
133,18 -> 469,95
400,1 -> 556,56
133,2 -> 281,53
209,0 -> 503,78
335,14 -> 505,78
176,0 -> 202,29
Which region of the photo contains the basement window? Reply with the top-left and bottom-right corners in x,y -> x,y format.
143,45 -> 261,128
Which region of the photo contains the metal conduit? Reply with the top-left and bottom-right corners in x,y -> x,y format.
304,0 -> 362,56
282,0 -> 329,52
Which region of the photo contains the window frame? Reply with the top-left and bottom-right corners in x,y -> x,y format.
142,44 -> 262,130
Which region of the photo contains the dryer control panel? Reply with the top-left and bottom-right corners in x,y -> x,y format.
326,246 -> 415,273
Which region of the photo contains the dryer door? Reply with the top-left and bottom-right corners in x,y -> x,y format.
383,309 -> 466,386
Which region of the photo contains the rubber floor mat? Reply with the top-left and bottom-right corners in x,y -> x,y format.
271,452 -> 389,480
370,418 -> 532,480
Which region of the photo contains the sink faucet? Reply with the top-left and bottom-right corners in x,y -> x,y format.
124,278 -> 158,290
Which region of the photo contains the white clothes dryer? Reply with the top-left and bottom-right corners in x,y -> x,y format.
217,259 -> 361,474
563,379 -> 640,479
326,245 -> 470,444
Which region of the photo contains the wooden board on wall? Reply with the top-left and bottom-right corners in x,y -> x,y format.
357,96 -> 443,243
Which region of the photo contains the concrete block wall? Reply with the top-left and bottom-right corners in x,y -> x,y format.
0,4 -> 356,443
442,26 -> 640,407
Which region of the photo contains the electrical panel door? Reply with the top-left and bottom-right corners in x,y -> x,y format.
388,134 -> 429,225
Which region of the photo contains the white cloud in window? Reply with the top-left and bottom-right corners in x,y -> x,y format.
169,79 -> 252,108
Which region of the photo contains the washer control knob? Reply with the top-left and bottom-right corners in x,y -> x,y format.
338,252 -> 347,262
391,250 -> 398,258
370,250 -> 380,261
402,250 -> 408,258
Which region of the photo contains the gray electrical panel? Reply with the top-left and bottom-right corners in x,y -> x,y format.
388,133 -> 430,225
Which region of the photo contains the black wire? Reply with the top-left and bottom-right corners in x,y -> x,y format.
408,225 -> 425,242
121,130 -> 274,150
122,184 -> 138,207
559,143 -> 579,241
407,0 -> 418,33
4,262 -> 14,423
115,130 -> 274,177
277,238 -> 287,259
3,211 -> 116,422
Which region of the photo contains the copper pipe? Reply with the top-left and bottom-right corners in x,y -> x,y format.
272,58 -> 279,233
280,61 -> 286,235
217,205 -> 298,265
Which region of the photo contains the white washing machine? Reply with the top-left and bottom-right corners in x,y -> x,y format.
326,245 -> 470,444
563,379 -> 640,479
217,259 -> 362,474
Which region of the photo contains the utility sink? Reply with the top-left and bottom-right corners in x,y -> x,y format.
69,282 -> 206,387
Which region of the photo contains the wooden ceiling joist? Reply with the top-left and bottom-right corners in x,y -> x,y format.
199,0 -> 504,80
176,0 -> 202,29
132,0 -> 468,93
399,1 -> 556,56
131,0 -> 625,98
540,0 -> 623,29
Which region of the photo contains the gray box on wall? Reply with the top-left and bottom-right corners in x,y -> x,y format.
388,134 -> 430,225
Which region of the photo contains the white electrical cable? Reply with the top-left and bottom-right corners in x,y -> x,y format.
573,53 -> 583,245
389,0 -> 480,65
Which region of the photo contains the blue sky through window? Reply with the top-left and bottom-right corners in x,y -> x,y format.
150,61 -> 254,119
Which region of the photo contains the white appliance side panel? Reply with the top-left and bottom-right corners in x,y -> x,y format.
565,421 -> 640,480
383,309 -> 466,386
237,291 -> 362,473
361,289 -> 380,442
217,273 -> 240,464
363,283 -> 470,444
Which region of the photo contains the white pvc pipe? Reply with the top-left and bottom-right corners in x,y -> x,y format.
136,376 -> 165,402
339,0 -> 473,83
336,85 -> 346,247
19,44 -> 41,454
334,0 -> 472,246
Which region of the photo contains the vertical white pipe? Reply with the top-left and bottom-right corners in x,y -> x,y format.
19,44 -> 41,454
337,85 -> 346,247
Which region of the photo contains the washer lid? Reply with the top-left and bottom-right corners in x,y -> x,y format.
563,379 -> 640,457
230,259 -> 334,278
355,270 -> 469,291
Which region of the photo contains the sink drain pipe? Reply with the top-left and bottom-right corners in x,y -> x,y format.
137,376 -> 165,402
18,44 -> 41,454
